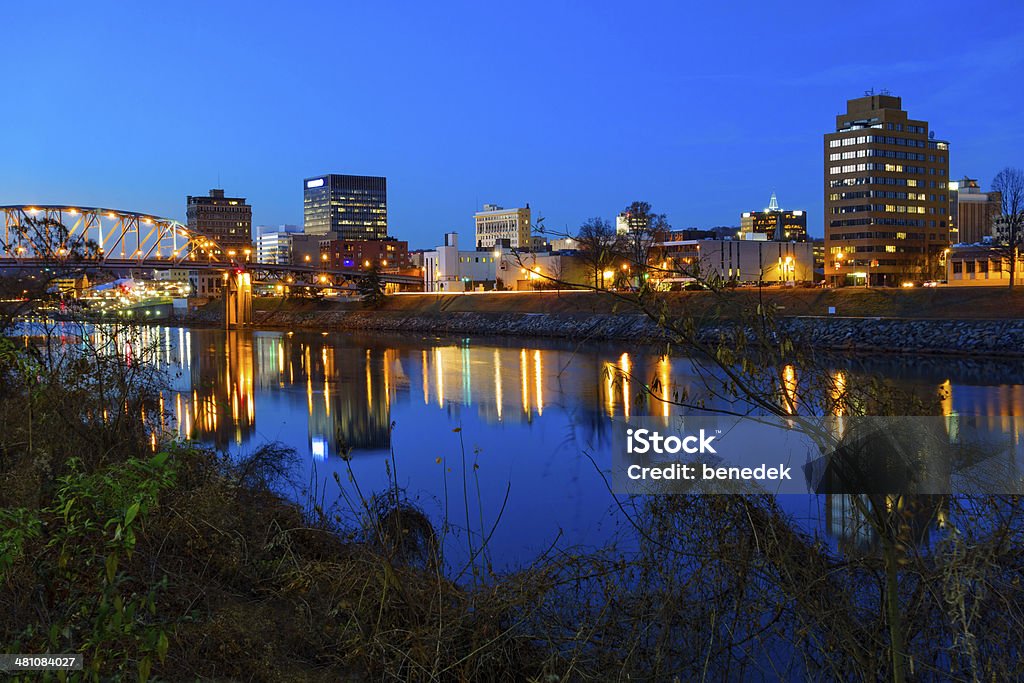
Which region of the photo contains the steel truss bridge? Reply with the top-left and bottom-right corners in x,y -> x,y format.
0,205 -> 420,287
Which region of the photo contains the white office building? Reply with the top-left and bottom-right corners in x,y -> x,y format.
421,232 -> 506,292
255,224 -> 304,265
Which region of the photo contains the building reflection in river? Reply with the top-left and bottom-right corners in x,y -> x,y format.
162,330 -> 704,456
160,329 -> 1024,460
173,330 -> 256,448
145,328 -> 1024,477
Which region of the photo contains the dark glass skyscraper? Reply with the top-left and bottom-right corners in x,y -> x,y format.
303,174 -> 388,239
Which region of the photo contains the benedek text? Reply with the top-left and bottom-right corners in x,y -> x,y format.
627,463 -> 792,481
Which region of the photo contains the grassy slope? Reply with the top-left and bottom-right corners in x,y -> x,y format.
224,287 -> 1024,323
307,287 -> 1024,320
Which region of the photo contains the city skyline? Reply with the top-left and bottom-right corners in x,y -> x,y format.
2,2 -> 1023,246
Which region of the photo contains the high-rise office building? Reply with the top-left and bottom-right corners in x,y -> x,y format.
303,174 -> 387,239
616,210 -> 657,236
186,189 -> 253,260
740,192 -> 808,241
950,177 -> 1001,245
474,204 -> 531,249
824,94 -> 951,286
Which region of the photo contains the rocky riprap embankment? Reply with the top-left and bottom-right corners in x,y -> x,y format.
777,317 -> 1024,356
176,306 -> 1024,357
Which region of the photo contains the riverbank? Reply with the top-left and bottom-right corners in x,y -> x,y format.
172,288 -> 1024,357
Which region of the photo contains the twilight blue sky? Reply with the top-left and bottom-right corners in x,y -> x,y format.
2,1 -> 1023,247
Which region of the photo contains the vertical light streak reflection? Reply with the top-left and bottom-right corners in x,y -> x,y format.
605,361 -> 615,418
493,348 -> 503,421
366,349 -> 373,411
939,378 -> 953,417
306,354 -> 313,417
659,355 -> 671,419
534,349 -> 543,416
832,370 -> 847,437
323,347 -> 331,417
422,349 -> 429,405
175,392 -> 182,437
434,347 -> 444,408
324,377 -> 331,417
520,349 -> 529,416
384,349 -> 391,410
462,344 -> 472,406
832,371 -> 847,417
620,353 -> 631,419
782,364 -> 797,415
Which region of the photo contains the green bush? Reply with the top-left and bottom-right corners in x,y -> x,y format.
1,453 -> 176,682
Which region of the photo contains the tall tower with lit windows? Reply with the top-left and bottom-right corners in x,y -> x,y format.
303,174 -> 388,240
824,94 -> 950,286
186,188 -> 253,260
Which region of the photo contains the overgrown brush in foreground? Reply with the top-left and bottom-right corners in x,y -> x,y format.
3,326 -> 1024,681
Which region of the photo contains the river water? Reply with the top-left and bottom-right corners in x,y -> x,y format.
55,324 -> 1024,568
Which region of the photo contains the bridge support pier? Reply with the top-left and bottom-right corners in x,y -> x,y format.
224,271 -> 252,328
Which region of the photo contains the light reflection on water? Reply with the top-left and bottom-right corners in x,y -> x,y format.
26,323 -> 1024,567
